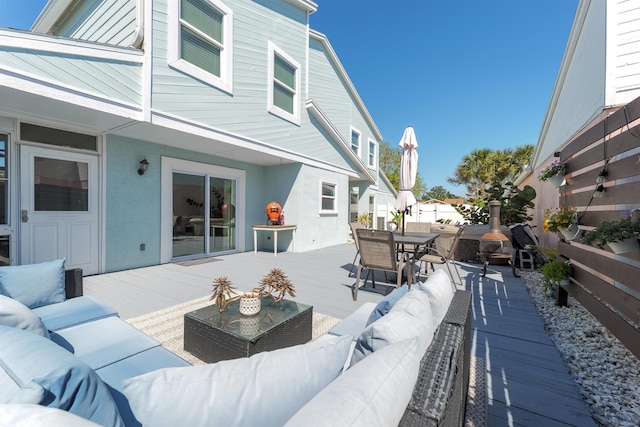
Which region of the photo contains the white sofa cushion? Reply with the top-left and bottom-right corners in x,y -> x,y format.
284,337 -> 422,426
122,334 -> 353,427
350,288 -> 435,366
0,295 -> 50,338
416,269 -> 454,325
0,404 -> 102,426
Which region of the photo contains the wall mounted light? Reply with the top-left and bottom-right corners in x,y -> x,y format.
596,169 -> 608,184
138,158 -> 149,175
593,184 -> 605,198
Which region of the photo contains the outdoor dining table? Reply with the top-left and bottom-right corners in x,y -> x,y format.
393,231 -> 440,281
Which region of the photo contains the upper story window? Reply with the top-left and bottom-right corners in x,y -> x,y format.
351,127 -> 361,156
320,181 -> 337,213
368,139 -> 376,168
268,42 -> 301,124
169,0 -> 233,93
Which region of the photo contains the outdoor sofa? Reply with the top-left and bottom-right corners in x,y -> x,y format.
0,259 -> 471,427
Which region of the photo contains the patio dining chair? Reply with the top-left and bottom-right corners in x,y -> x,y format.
353,229 -> 412,301
348,222 -> 364,277
418,225 -> 464,288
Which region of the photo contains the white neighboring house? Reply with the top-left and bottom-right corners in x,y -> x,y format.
517,0 -> 640,245
0,0 -> 395,274
378,199 -> 466,228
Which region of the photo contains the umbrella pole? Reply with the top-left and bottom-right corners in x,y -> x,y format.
402,210 -> 405,235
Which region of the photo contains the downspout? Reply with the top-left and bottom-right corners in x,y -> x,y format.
130,0 -> 144,49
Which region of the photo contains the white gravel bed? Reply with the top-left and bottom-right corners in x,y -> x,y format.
521,271 -> 640,427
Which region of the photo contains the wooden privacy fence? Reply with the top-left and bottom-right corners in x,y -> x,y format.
557,95 -> 640,359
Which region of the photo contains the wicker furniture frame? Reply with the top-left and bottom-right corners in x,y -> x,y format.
184,297 -> 312,363
400,290 -> 473,427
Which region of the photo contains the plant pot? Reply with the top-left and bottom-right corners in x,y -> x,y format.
559,278 -> 570,287
239,295 -> 261,316
607,238 -> 639,255
559,222 -> 579,241
548,173 -> 565,188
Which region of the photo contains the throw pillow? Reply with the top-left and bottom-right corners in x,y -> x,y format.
122,334 -> 353,427
0,259 -> 66,309
0,325 -> 124,427
351,288 -> 435,366
365,284 -> 408,326
0,295 -> 50,338
284,337 -> 422,426
416,269 -> 454,325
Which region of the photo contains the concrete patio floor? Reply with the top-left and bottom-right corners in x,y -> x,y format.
84,243 -> 596,427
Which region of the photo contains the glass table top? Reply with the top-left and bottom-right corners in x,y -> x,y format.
185,297 -> 312,340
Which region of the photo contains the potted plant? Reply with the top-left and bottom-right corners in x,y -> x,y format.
387,210 -> 403,231
538,160 -> 566,187
581,214 -> 640,254
357,213 -> 371,228
540,260 -> 572,297
543,206 -> 579,241
210,268 -> 296,315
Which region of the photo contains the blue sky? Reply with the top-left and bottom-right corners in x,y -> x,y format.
0,0 -> 578,196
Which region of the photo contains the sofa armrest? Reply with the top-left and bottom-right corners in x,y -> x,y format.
400,290 -> 473,427
65,268 -> 83,299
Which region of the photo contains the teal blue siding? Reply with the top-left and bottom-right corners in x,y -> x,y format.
54,0 -> 136,47
308,36 -> 380,171
104,134 -> 267,272
150,0 -> 356,171
0,48 -> 141,105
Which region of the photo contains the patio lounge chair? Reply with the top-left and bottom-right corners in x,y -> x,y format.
418,225 -> 464,288
353,229 -> 412,301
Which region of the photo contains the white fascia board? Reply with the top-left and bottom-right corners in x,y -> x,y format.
308,30 -> 383,142
305,98 -> 377,184
285,0 -> 318,13
0,29 -> 143,63
150,109 -> 361,178
31,0 -> 75,33
530,0 -> 589,169
0,65 -> 143,119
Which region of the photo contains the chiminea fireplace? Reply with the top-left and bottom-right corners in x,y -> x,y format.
479,200 -> 516,277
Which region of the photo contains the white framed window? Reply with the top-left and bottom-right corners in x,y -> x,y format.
320,180 -> 337,213
350,127 -> 361,156
368,138 -> 376,168
168,0 -> 233,93
268,42 -> 301,124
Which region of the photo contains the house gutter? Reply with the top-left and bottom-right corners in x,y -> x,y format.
130,0 -> 144,48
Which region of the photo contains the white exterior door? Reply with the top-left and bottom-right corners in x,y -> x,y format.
20,146 -> 99,274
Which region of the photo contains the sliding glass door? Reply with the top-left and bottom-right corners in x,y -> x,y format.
172,172 -> 237,258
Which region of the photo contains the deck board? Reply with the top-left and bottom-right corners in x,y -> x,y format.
83,243 -> 596,426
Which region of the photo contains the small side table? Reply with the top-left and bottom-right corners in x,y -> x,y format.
252,225 -> 297,256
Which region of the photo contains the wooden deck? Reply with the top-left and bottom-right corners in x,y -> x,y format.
84,243 -> 596,427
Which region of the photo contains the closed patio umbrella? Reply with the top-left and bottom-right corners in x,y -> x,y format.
394,126 -> 419,234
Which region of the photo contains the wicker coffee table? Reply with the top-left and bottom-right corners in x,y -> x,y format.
183,297 -> 312,363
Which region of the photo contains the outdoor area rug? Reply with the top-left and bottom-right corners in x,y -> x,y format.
125,296 -> 340,366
